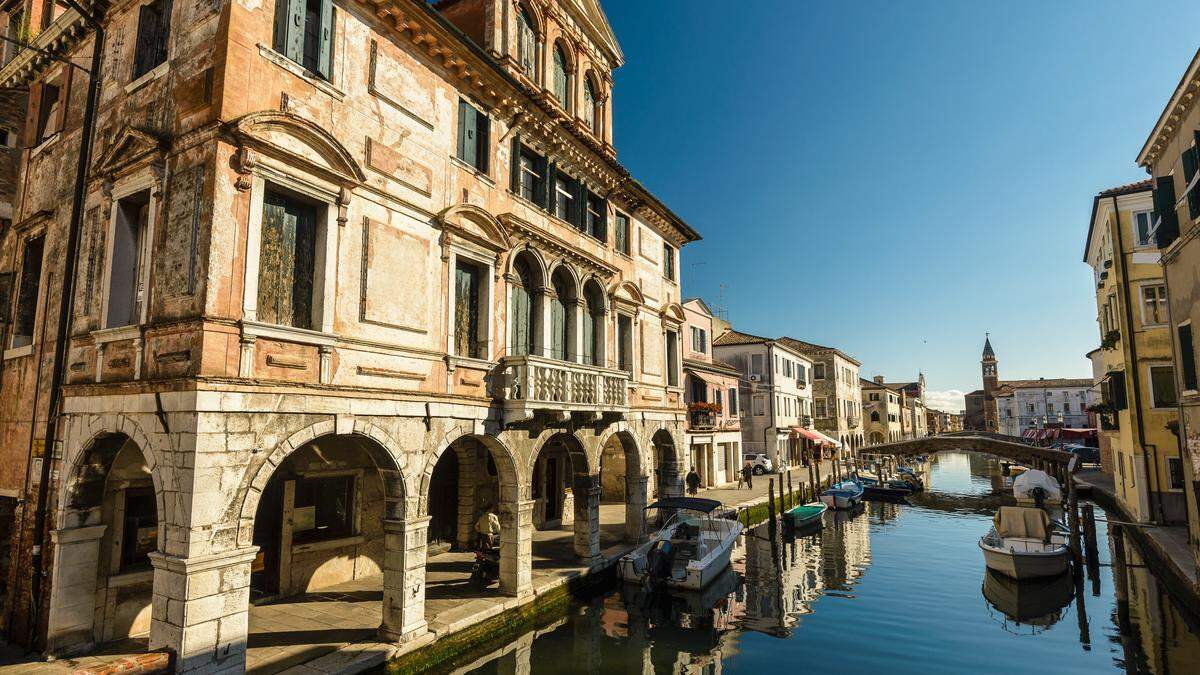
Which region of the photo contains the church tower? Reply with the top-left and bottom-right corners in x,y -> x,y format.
982,334 -> 998,394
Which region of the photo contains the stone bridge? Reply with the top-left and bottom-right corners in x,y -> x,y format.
859,431 -> 1075,471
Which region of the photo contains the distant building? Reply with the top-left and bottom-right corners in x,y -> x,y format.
861,377 -> 903,445
778,338 -> 865,453
682,299 -> 743,487
965,336 -> 1001,431
885,375 -> 928,439
994,379 -> 1098,436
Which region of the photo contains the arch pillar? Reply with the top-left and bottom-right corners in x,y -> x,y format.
46,524 -> 108,655
572,474 -> 601,561
148,546 -> 258,673
380,516 -> 431,643
500,499 -> 535,597
624,475 -> 648,542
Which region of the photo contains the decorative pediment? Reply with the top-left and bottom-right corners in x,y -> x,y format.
660,302 -> 686,324
227,111 -> 366,187
437,203 -> 510,253
93,126 -> 169,180
610,280 -> 645,307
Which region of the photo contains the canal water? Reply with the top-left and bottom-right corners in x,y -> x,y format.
451,452 -> 1200,674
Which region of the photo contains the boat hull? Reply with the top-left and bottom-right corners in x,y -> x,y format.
784,503 -> 827,530
819,492 -> 860,510
979,541 -> 1070,580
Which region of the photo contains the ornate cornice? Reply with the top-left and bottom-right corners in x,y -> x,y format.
498,212 -> 618,281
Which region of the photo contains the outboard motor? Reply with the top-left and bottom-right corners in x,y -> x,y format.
1031,486 -> 1047,510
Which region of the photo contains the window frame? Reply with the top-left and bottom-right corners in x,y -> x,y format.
614,211 -> 631,255
662,242 -> 676,282
1148,363 -> 1178,409
6,229 -> 46,355
445,245 -> 496,362
455,98 -> 491,174
292,471 -> 358,544
100,176 -> 159,332
1139,282 -> 1168,327
271,0 -> 336,80
131,0 -> 172,82
1132,209 -> 1155,248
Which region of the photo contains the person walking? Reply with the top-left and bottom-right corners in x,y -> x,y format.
741,463 -> 753,490
685,468 -> 701,496
736,463 -> 747,489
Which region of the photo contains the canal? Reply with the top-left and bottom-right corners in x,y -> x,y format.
445,452 -> 1200,674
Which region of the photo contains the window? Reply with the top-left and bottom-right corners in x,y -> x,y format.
691,326 -> 707,353
665,329 -> 679,387
615,212 -> 630,255
35,74 -> 62,142
454,258 -> 485,359
869,392 -> 879,401
584,192 -> 606,241
750,354 -> 763,376
552,44 -> 570,110
272,0 -> 334,79
1133,210 -> 1154,247
516,144 -> 545,203
582,283 -> 603,366
258,189 -> 318,329
1152,175 -> 1179,249
554,173 -> 573,221
509,256 -> 537,356
1142,284 -> 1167,326
728,388 -> 738,416
815,398 -> 827,418
550,271 -> 572,361
870,411 -> 880,423
1063,401 -> 1071,414
813,363 -> 825,380
662,243 -> 675,281
120,487 -> 158,571
3,10 -> 24,66
617,314 -> 632,372
132,0 -> 171,80
784,359 -> 792,378
583,77 -> 596,131
797,364 -> 806,384
753,394 -> 765,416
517,8 -> 537,78
106,190 -> 152,328
1178,323 -> 1197,392
1168,457 -> 1185,490
1150,365 -> 1178,408
456,99 -> 490,173
293,474 -> 355,543
10,234 -> 44,348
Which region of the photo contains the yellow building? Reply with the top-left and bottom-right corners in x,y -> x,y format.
1084,180 -> 1183,524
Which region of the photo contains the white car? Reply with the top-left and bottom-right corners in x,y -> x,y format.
743,453 -> 774,475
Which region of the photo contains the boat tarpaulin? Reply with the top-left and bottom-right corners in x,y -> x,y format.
1012,469 -> 1062,503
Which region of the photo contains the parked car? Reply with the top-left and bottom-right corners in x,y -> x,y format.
1063,444 -> 1100,465
743,453 -> 774,475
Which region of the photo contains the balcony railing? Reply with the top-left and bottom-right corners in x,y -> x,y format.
689,410 -> 715,430
847,416 -> 861,428
498,354 -> 629,423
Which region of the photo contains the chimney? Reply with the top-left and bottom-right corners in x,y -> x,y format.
873,376 -> 884,384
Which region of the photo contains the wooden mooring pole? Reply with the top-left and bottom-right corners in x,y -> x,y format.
1067,466 -> 1082,566
787,472 -> 795,509
768,478 -> 778,522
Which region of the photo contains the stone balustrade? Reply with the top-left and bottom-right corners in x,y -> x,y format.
499,355 -> 629,422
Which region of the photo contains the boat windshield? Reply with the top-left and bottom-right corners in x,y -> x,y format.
642,505 -> 714,537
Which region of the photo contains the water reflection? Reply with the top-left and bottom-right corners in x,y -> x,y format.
457,452 -> 1200,674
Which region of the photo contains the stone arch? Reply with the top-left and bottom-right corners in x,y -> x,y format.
548,259 -> 582,298
418,427 -> 521,513
517,0 -> 546,38
651,427 -> 683,498
660,301 -> 686,324
505,246 -> 549,287
228,110 -> 366,185
59,415 -> 164,530
595,423 -> 646,478
438,203 -> 511,253
529,430 -> 593,480
610,279 -> 645,307
236,419 -> 410,546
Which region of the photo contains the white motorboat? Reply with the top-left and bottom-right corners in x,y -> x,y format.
819,480 -> 864,510
979,506 -> 1070,580
1012,469 -> 1062,506
618,497 -> 743,590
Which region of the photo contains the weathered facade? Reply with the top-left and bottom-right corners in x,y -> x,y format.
860,377 -> 901,445
681,298 -> 741,488
0,0 -> 698,669
965,336 -> 1000,432
779,338 -> 864,453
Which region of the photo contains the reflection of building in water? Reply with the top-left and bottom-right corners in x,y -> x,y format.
738,525 -> 827,636
822,510 -> 872,589
1112,530 -> 1200,674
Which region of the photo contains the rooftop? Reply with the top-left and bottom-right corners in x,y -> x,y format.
776,337 -> 861,366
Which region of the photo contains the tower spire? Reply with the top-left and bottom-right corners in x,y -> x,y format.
982,333 -> 995,360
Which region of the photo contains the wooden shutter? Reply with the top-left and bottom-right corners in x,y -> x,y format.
572,180 -> 586,229
157,0 -> 173,67
476,111 -> 489,173
1181,324 -> 1198,392
1154,175 -> 1179,248
457,100 -> 474,165
509,136 -> 521,193
581,305 -> 594,365
258,193 -> 315,329
316,0 -> 333,79
544,162 -> 556,212
598,197 -> 608,242
284,0 -> 306,64
133,3 -> 157,78
511,282 -> 530,355
551,294 -> 565,360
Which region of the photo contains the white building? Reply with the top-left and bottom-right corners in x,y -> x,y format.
995,378 -> 1098,435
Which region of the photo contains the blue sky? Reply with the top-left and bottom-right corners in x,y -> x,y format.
602,0 -> 1200,412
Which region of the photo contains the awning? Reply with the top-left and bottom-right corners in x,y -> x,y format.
791,426 -> 839,448
1059,428 -> 1097,440
1021,428 -> 1038,439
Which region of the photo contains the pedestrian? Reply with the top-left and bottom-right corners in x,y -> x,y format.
741,462 -> 753,490
736,464 -> 747,489
686,468 -> 701,495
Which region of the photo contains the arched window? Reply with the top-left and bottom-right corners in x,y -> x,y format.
553,44 -> 570,111
583,77 -> 598,134
517,8 -> 538,78
870,411 -> 880,423
582,281 -> 605,366
510,255 -> 540,356
550,268 -> 575,361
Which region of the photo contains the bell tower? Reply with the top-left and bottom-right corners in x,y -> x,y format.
982,334 -> 998,394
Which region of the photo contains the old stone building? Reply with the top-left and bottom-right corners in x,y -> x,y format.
964,336 -> 1000,431
0,0 -> 697,668
778,338 -> 864,453
860,377 -> 901,445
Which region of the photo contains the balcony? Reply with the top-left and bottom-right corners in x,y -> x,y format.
498,354 -> 629,424
847,416 -> 861,428
688,410 -> 716,430
799,415 -> 812,427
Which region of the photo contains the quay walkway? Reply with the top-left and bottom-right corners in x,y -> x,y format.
3,461 -> 841,675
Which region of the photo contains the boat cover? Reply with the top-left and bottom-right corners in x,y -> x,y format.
1012,469 -> 1062,503
994,506 -> 1050,540
645,497 -> 722,513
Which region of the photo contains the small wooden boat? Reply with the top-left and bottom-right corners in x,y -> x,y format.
618,497 -> 743,590
820,480 -> 864,510
979,506 -> 1069,580
783,502 -> 827,530
862,484 -> 911,503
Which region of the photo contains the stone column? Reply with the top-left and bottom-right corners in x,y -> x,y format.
46,525 -> 107,655
456,449 -> 478,550
380,516 -> 430,643
659,458 -> 683,498
624,476 -> 648,543
500,499 -> 534,597
539,289 -> 555,359
148,547 -> 258,673
572,475 -> 600,561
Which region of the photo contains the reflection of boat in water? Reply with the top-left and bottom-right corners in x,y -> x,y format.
618,565 -> 741,651
982,568 -> 1074,632
619,497 -> 743,589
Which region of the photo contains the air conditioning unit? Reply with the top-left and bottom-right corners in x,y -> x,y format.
749,374 -> 761,382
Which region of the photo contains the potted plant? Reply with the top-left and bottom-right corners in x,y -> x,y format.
1100,330 -> 1120,350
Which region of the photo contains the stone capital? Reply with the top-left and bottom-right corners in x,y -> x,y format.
50,524 -> 107,544
148,546 -> 260,575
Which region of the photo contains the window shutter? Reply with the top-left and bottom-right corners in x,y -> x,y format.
284,0 -> 306,64
316,0 -> 334,79
1190,131 -> 1200,219
581,307 -> 594,364
510,136 -> 521,193
457,100 -> 468,162
476,112 -> 489,173
1181,324 -> 1198,391
134,4 -> 156,78
573,179 -> 586,228
534,153 -> 548,205
551,296 -> 565,360
598,197 -> 608,242
1154,175 -> 1179,248
157,0 -> 173,67
544,161 -> 556,212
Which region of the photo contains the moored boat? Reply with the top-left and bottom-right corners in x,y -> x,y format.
820,480 -> 864,510
618,497 -> 743,590
862,484 -> 911,502
1012,469 -> 1062,506
783,501 -> 827,530
979,506 -> 1070,580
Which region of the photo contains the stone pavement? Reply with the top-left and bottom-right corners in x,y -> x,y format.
0,460 -> 843,674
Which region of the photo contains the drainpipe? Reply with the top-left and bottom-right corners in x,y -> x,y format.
1111,195 -> 1164,524
27,0 -> 104,650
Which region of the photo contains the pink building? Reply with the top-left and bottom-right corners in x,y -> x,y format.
683,299 -> 743,486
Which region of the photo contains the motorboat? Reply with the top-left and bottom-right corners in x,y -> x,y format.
820,480 -> 864,510
894,467 -> 924,490
861,483 -> 911,503
979,506 -> 1070,580
618,497 -> 743,590
783,501 -> 827,531
1012,469 -> 1062,506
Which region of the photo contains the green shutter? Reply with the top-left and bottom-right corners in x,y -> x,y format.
511,283 -> 529,355
458,101 -> 476,166
316,0 -> 334,78
477,111 -> 489,173
551,294 -> 565,360
510,136 -> 521,193
284,0 -> 305,63
581,306 -> 594,365
273,0 -> 289,52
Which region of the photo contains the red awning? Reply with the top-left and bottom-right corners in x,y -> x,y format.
791,426 -> 837,448
1059,428 -> 1097,440
1021,428 -> 1038,439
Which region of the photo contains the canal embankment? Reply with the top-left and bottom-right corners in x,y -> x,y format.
1075,468 -> 1200,608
